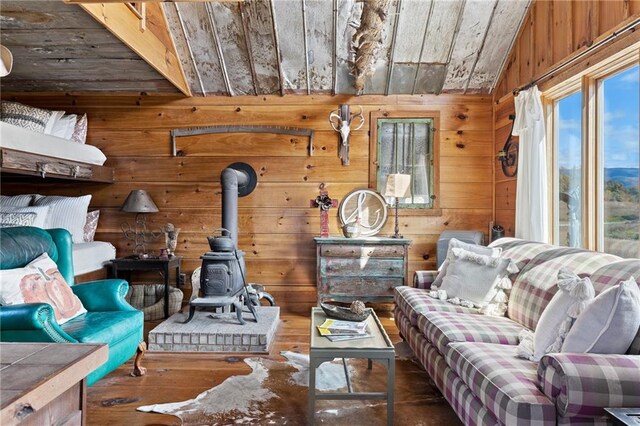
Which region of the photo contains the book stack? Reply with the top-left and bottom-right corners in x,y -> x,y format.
317,318 -> 372,342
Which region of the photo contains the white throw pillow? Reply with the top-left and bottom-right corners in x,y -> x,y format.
518,268 -> 595,361
562,277 -> 640,354
0,194 -> 34,207
0,253 -> 86,324
33,195 -> 91,243
433,238 -> 502,289
0,206 -> 50,228
439,247 -> 517,308
47,112 -> 77,140
0,212 -> 37,228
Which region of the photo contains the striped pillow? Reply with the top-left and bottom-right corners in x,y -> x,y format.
1,101 -> 53,133
0,194 -> 34,207
33,195 -> 91,243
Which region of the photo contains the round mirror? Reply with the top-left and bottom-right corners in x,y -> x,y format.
338,189 -> 388,237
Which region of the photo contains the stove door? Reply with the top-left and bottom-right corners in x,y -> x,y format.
201,263 -> 232,295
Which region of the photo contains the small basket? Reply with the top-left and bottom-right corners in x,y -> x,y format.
320,302 -> 372,322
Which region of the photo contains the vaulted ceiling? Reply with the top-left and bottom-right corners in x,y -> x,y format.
0,0 -> 531,96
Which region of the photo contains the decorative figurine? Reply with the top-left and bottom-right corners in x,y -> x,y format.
163,223 -> 181,257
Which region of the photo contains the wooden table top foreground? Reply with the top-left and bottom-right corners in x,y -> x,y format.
1,342 -> 108,425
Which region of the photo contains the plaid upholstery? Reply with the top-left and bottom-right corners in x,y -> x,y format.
394,285 -> 478,326
446,342 -> 556,425
508,248 -> 620,330
489,238 -> 554,271
537,353 -> 640,419
418,311 -> 523,355
413,270 -> 438,289
404,311 -> 500,426
588,260 -> 640,355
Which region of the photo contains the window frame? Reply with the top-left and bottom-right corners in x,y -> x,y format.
543,44 -> 639,252
369,111 -> 441,215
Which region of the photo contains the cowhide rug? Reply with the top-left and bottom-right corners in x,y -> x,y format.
137,343 -> 446,425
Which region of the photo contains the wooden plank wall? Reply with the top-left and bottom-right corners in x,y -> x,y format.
493,0 -> 640,237
1,94 -> 493,314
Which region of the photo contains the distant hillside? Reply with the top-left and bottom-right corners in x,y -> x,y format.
605,168 -> 639,188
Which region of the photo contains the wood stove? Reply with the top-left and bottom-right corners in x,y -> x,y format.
185,162 -> 259,325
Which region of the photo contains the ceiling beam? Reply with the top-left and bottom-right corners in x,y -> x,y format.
66,1 -> 242,3
77,2 -> 192,96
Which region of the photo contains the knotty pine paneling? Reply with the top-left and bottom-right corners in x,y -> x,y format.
492,1 -> 638,238
1,94 -> 493,314
494,0 -> 640,100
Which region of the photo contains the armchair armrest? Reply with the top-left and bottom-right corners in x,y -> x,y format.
0,303 -> 76,343
413,271 -> 438,290
537,353 -> 640,418
72,279 -> 137,312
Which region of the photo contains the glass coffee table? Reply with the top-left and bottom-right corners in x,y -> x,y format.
308,307 -> 395,425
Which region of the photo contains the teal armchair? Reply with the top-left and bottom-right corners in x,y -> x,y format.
0,226 -> 146,385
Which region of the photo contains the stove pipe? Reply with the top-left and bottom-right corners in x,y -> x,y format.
220,162 -> 257,247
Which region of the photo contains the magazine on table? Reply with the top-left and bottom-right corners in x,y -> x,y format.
317,319 -> 368,335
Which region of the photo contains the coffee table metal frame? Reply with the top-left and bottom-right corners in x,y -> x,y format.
308,307 -> 395,425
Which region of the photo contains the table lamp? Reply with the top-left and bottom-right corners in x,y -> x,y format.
121,189 -> 159,257
383,173 -> 411,238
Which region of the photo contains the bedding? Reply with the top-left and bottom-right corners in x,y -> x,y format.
73,241 -> 116,276
0,121 -> 106,165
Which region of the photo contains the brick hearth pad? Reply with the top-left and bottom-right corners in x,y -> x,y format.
148,306 -> 280,353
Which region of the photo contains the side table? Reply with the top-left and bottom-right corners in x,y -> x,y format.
111,256 -> 182,319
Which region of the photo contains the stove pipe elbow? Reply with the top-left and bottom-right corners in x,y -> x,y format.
220,163 -> 257,248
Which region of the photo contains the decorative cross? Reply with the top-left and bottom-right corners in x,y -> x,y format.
310,190 -> 338,238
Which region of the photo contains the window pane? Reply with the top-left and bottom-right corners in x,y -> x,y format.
377,118 -> 433,208
557,91 -> 583,247
602,64 -> 640,258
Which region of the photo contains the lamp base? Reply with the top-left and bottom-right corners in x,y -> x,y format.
391,198 -> 402,239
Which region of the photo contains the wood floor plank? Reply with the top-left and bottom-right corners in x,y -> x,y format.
88,311 -> 460,425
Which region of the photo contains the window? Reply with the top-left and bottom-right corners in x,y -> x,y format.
547,47 -> 639,258
371,115 -> 437,209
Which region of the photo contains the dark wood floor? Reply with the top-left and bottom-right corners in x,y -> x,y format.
87,310 -> 461,425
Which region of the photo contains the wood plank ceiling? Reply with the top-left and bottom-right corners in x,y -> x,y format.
0,0 -> 531,96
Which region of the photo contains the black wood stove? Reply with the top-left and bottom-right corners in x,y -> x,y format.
185,162 -> 259,325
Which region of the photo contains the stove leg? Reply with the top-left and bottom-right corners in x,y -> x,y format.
183,306 -> 196,324
244,289 -> 259,322
233,301 -> 246,325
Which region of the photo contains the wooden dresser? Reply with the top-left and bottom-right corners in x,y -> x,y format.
314,237 -> 411,304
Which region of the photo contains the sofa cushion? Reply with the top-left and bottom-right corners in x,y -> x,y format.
62,310 -> 143,346
508,248 -> 620,331
394,286 -> 478,326
418,311 -> 523,355
446,341 -> 556,425
489,238 -> 554,271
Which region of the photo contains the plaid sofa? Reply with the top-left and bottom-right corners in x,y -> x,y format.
395,238 -> 640,426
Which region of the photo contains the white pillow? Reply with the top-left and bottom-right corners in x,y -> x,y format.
0,194 -> 34,207
433,238 -> 502,289
0,212 -> 37,228
47,112 -> 77,140
518,269 -> 595,361
32,195 -> 91,243
0,206 -> 50,228
0,253 -> 86,324
439,247 -> 517,308
562,277 -> 640,354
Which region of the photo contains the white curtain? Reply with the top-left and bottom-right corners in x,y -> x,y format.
513,86 -> 549,243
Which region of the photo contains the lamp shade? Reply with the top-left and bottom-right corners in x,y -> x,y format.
383,173 -> 412,198
0,44 -> 13,77
121,189 -> 159,213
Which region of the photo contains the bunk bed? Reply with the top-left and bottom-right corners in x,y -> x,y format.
0,117 -> 116,278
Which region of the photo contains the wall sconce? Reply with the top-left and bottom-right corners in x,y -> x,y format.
121,189 -> 160,258
329,104 -> 365,166
384,173 -> 411,239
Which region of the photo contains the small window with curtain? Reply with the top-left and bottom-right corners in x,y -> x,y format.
374,117 -> 436,209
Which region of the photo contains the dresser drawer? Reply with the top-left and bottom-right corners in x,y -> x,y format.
320,244 -> 405,258
320,258 -> 404,277
319,277 -> 404,298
